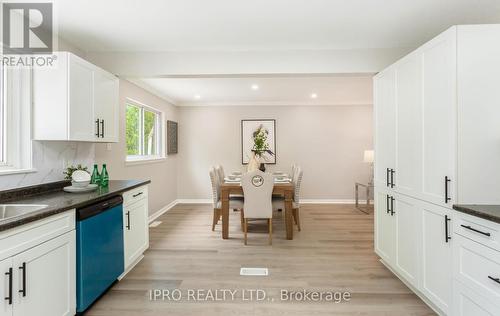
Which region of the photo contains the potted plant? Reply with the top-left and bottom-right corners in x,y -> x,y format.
63,164 -> 89,180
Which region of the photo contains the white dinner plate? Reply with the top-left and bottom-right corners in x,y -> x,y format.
63,184 -> 99,193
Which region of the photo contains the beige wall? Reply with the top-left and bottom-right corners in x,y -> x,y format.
95,79 -> 178,215
177,105 -> 373,201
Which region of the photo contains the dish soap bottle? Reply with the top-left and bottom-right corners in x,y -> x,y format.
90,164 -> 101,186
100,164 -> 109,187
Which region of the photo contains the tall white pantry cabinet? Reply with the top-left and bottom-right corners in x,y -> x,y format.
374,25 -> 500,315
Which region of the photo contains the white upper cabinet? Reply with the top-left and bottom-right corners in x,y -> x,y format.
419,28 -> 457,207
68,55 -> 95,141
457,25 -> 500,204
33,52 -> 119,143
94,70 -> 119,142
394,53 -> 421,197
374,68 -> 396,189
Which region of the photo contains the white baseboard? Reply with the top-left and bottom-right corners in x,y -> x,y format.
148,199 -> 178,223
176,199 -> 212,204
300,199 -> 373,204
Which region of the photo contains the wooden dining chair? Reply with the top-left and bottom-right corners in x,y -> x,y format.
209,167 -> 244,231
241,170 -> 274,245
216,165 -> 244,206
273,166 -> 303,231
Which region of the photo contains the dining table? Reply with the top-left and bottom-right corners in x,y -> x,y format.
220,181 -> 296,240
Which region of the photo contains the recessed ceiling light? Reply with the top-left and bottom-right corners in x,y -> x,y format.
194,94 -> 201,100
251,84 -> 259,90
310,93 -> 318,99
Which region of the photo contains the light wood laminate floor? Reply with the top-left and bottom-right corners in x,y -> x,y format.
86,204 -> 435,316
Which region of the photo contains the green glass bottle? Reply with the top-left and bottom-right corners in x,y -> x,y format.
100,164 -> 109,187
90,164 -> 100,186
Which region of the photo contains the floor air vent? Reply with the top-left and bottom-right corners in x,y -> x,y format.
240,267 -> 269,276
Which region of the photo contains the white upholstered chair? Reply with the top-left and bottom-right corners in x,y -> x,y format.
273,166 -> 303,231
241,170 -> 274,245
209,167 -> 244,231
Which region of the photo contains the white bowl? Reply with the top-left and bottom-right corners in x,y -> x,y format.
72,179 -> 90,188
71,170 -> 91,187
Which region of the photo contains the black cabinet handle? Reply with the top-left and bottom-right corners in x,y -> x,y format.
126,211 -> 131,230
390,169 -> 395,188
95,119 -> 100,137
386,195 -> 391,214
19,262 -> 26,297
445,215 -> 451,243
390,196 -> 395,216
4,267 -> 12,305
100,119 -> 105,138
445,176 -> 451,203
133,192 -> 143,198
488,276 -> 500,285
386,168 -> 390,187
461,224 -> 491,237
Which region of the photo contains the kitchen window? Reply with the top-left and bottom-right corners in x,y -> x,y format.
0,64 -> 32,174
125,99 -> 165,163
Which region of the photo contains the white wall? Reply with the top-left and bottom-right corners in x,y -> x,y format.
177,105 -> 373,201
95,79 -> 178,216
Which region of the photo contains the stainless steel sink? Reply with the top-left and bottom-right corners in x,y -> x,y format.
0,204 -> 48,220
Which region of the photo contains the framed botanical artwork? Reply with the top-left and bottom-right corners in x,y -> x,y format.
167,120 -> 178,154
241,119 -> 276,164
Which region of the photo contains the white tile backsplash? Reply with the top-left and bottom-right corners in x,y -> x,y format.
0,141 -> 95,190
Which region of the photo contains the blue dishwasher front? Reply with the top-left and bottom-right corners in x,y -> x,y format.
76,196 -> 124,313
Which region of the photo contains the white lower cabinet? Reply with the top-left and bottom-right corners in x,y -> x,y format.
375,190 -> 453,314
0,211 -> 75,316
123,186 -> 149,271
13,233 -> 75,316
0,258 -> 13,316
393,195 -> 420,288
421,203 -> 453,314
452,213 -> 500,315
375,189 -> 396,264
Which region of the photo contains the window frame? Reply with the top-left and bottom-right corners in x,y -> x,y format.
0,65 -> 34,175
125,98 -> 165,164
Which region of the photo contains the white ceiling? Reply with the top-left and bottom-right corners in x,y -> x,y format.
131,76 -> 373,106
57,0 -> 500,52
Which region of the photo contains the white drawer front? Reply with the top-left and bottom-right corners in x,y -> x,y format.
123,185 -> 148,207
453,211 -> 500,252
453,234 -> 500,305
0,210 -> 75,260
453,279 -> 500,316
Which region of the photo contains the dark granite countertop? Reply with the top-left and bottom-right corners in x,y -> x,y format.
453,204 -> 500,224
0,179 -> 151,232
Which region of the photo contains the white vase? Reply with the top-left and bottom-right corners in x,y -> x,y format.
247,153 -> 260,172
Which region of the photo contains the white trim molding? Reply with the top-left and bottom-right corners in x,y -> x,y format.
148,199 -> 178,223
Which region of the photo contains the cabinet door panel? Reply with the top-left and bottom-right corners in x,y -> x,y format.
421,28 -> 457,207
374,69 -> 396,188
124,199 -> 149,269
394,195 -> 420,287
68,56 -> 94,141
13,232 -> 75,316
0,258 -> 13,316
395,54 -> 421,196
453,280 -> 500,316
94,70 -> 119,143
374,189 -> 395,265
421,202 -> 452,314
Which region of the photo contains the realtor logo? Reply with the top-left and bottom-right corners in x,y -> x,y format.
2,2 -> 53,54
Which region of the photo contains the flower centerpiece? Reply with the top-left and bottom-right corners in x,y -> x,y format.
250,125 -> 275,172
